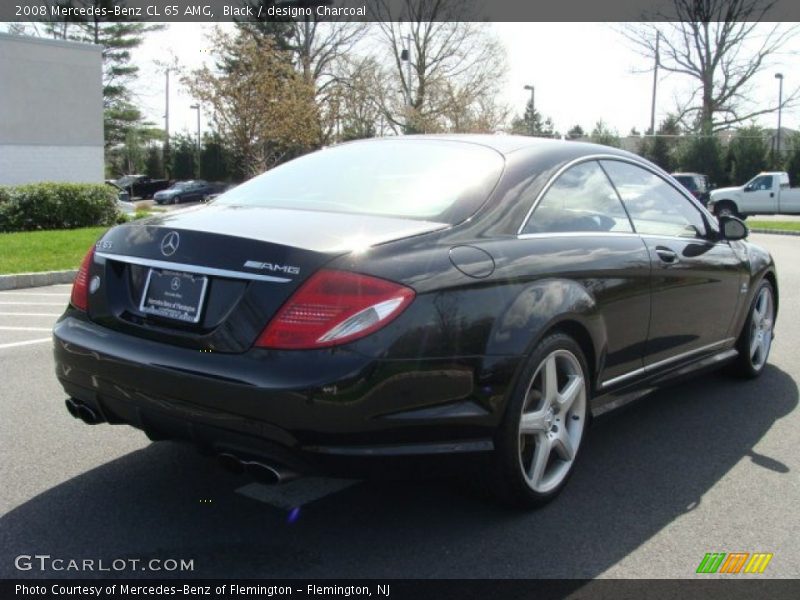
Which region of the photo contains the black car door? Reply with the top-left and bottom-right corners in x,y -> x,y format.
601,160 -> 746,368
513,160 -> 652,385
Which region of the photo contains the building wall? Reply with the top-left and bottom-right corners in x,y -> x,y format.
0,32 -> 103,185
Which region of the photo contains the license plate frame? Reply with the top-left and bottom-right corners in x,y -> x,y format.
139,268 -> 208,324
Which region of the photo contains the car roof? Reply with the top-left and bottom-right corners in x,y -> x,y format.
342,134 -> 639,161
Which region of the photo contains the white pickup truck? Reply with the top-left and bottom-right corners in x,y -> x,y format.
708,171 -> 800,217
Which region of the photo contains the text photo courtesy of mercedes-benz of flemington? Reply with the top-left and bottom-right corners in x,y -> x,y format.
53,135 -> 777,507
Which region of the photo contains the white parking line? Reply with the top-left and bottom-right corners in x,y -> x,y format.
0,292 -> 69,297
0,326 -> 53,332
236,478 -> 358,510
0,338 -> 51,350
0,302 -> 65,306
0,312 -> 61,317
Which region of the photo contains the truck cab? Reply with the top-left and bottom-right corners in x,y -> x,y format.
708,171 -> 800,217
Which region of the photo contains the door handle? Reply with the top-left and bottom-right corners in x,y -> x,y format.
655,246 -> 679,264
770,192 -> 774,198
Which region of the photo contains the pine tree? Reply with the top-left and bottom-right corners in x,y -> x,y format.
50,1 -> 164,149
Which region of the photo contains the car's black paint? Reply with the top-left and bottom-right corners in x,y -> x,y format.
53,135 -> 778,479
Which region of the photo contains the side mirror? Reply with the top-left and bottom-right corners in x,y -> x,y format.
719,215 -> 748,241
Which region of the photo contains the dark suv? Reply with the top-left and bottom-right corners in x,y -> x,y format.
672,172 -> 711,206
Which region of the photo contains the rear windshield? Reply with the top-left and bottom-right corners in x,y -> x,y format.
214,139 -> 505,224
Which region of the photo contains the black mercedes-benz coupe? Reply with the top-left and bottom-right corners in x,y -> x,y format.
54,135 -> 778,507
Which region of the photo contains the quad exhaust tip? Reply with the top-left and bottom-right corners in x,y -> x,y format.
217,452 -> 296,485
64,398 -> 102,425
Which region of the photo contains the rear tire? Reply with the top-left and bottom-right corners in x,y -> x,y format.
491,333 -> 590,508
172,195 -> 181,205
731,280 -> 775,379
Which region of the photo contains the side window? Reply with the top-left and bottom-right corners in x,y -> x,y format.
749,175 -> 773,191
522,161 -> 632,234
601,160 -> 707,238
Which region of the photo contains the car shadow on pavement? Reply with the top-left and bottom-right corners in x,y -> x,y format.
0,366 -> 796,579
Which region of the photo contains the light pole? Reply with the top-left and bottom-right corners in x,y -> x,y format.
190,104 -> 201,177
524,85 -> 535,135
775,73 -> 784,158
163,68 -> 171,179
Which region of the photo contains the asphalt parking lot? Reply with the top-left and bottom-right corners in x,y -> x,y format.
0,233 -> 798,579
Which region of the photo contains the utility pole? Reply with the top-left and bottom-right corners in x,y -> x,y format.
164,68 -> 171,179
775,73 -> 784,159
190,104 -> 201,178
649,31 -> 660,135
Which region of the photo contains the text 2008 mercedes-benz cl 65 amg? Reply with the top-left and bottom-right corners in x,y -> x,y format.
54,135 -> 777,507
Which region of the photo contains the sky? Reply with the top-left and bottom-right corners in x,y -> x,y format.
128,21 -> 799,140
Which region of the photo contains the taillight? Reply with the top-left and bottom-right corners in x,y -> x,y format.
70,246 -> 95,311
255,269 -> 415,349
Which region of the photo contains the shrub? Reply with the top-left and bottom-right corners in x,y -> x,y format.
0,183 -> 119,233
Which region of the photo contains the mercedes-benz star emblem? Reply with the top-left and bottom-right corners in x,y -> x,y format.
160,231 -> 180,256
170,277 -> 181,291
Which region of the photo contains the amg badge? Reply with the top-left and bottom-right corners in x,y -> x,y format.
243,260 -> 300,275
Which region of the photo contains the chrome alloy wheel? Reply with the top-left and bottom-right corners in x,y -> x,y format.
518,349 -> 587,493
749,285 -> 774,371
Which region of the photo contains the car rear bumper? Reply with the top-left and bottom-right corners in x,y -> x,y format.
53,312 -> 518,474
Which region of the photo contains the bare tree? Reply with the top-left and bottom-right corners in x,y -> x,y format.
372,0 -> 509,134
184,29 -> 319,177
325,56 -> 391,141
622,0 -> 798,133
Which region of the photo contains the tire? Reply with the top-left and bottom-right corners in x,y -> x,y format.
715,201 -> 738,218
172,195 -> 181,205
731,279 -> 775,379
492,332 -> 590,508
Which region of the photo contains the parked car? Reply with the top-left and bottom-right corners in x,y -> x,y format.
671,172 -> 711,206
153,180 -> 220,205
114,175 -> 172,200
105,180 -> 130,203
54,136 -> 777,508
708,171 -> 800,218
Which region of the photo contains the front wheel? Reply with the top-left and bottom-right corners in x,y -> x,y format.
492,333 -> 589,508
731,280 -> 775,378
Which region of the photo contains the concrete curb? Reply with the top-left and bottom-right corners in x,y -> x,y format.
750,228 -> 800,237
0,269 -> 77,291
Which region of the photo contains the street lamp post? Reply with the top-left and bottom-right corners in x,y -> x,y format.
524,84 -> 535,135
775,73 -> 784,158
190,104 -> 201,177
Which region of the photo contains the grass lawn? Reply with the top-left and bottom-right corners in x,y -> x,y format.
748,220 -> 800,233
0,226 -> 109,274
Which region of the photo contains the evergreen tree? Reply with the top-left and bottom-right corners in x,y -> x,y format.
589,120 -> 620,148
566,125 -> 585,140
676,135 -> 727,186
639,115 -> 681,172
726,125 -> 769,185
144,145 -> 164,179
171,134 -> 197,180
783,133 -> 800,186
510,98 -> 556,137
199,133 -> 232,182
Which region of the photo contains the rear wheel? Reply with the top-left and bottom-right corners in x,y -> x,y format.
172,195 -> 182,205
731,280 -> 775,378
492,333 -> 589,508
715,201 -> 738,218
